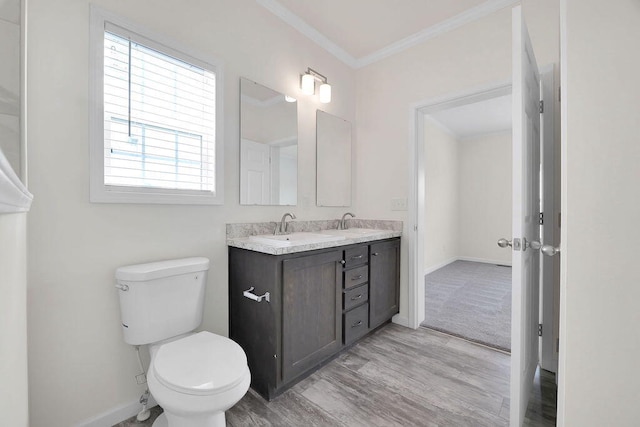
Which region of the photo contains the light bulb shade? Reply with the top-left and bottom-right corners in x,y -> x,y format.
301,73 -> 315,95
284,95 -> 297,103
319,83 -> 331,103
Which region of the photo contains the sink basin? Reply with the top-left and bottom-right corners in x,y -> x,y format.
320,228 -> 385,237
249,232 -> 346,247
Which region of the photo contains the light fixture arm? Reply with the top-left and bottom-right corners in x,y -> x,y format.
305,67 -> 328,84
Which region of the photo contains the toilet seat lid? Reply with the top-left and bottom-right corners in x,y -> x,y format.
153,331 -> 248,396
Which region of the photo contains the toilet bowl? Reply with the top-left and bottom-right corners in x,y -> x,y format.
147,331 -> 251,427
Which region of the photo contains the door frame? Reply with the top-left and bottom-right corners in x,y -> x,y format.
407,80 -> 512,329
539,64 -> 559,374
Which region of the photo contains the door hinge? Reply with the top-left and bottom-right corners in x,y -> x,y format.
539,212 -> 544,225
539,100 -> 544,114
558,86 -> 561,102
538,324 -> 543,337
556,338 -> 560,352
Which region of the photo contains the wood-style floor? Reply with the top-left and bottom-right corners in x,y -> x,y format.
115,324 -> 556,426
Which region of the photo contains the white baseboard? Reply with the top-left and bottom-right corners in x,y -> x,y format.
75,395 -> 157,427
423,256 -> 512,277
423,257 -> 457,276
456,256 -> 512,266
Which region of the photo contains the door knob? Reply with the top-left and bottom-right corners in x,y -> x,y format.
497,238 -> 512,248
541,245 -> 560,256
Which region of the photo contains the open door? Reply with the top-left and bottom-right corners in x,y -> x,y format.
510,6 -> 541,425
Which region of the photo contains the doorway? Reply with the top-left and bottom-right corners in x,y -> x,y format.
420,92 -> 514,352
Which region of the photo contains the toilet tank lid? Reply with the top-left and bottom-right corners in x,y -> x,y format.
115,257 -> 210,282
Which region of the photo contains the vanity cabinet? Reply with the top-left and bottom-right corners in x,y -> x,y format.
228,237 -> 400,400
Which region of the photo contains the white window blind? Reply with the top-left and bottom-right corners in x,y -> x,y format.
102,25 -> 216,194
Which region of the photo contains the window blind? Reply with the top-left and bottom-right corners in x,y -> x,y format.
103,27 -> 216,193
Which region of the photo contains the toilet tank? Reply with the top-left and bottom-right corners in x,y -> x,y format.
115,257 -> 210,345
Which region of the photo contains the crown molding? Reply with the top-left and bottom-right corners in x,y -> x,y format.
256,0 -> 520,69
255,0 -> 359,68
355,0 -> 520,68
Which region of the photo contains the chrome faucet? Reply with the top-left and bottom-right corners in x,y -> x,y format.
339,212 -> 355,230
275,213 -> 296,235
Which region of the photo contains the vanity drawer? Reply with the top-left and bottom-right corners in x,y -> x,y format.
344,265 -> 368,289
344,246 -> 368,268
344,284 -> 368,311
344,303 -> 369,345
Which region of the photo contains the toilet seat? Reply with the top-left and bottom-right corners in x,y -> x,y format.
152,331 -> 248,396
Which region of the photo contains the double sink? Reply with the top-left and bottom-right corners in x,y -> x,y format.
249,228 -> 384,248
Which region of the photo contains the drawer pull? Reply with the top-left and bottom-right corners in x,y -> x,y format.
351,275 -> 363,281
243,286 -> 270,303
351,320 -> 363,328
351,255 -> 363,260
351,294 -> 363,300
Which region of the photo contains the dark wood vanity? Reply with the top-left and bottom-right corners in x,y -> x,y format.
228,237 -> 400,400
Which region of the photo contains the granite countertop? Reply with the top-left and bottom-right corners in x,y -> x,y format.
226,219 -> 402,255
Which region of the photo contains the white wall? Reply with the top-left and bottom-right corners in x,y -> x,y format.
457,131 -> 512,265
423,118 -> 458,270
355,0 -> 560,323
26,1 -> 355,425
559,0 -> 640,425
0,213 -> 29,426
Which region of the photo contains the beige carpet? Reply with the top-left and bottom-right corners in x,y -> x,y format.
421,260 -> 512,352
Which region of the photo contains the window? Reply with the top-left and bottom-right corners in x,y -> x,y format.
90,8 -> 223,204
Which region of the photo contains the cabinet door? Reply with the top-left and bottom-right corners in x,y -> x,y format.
369,239 -> 400,329
282,250 -> 342,383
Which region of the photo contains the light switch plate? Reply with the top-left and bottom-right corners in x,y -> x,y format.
391,197 -> 408,211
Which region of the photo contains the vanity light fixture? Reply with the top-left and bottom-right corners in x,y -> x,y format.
300,67 -> 332,103
284,95 -> 297,103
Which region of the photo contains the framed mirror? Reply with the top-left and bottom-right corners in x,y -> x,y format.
316,110 -> 352,207
240,78 -> 297,205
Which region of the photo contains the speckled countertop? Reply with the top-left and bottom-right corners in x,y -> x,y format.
226,219 -> 402,255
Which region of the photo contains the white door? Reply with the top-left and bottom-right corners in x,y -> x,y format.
240,139 -> 270,204
510,6 -> 541,426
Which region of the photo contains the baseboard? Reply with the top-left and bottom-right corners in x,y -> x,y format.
75,395 -> 157,427
423,257 -> 457,276
456,256 -> 512,266
423,257 -> 512,277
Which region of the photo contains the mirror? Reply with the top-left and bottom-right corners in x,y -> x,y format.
316,110 -> 352,207
240,78 -> 297,205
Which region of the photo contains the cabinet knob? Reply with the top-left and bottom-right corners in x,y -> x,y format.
351,320 -> 363,328
372,252 -> 379,256
340,260 -> 346,265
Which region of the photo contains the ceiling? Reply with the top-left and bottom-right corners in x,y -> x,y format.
256,0 -> 520,67
428,94 -> 512,138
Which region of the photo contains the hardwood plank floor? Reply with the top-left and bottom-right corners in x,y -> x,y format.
115,324 -> 556,426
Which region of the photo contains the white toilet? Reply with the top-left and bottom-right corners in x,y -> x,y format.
115,257 -> 250,427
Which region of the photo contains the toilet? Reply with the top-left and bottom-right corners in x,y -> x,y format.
115,257 -> 250,427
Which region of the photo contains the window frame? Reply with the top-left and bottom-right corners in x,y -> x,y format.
89,6 -> 224,205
